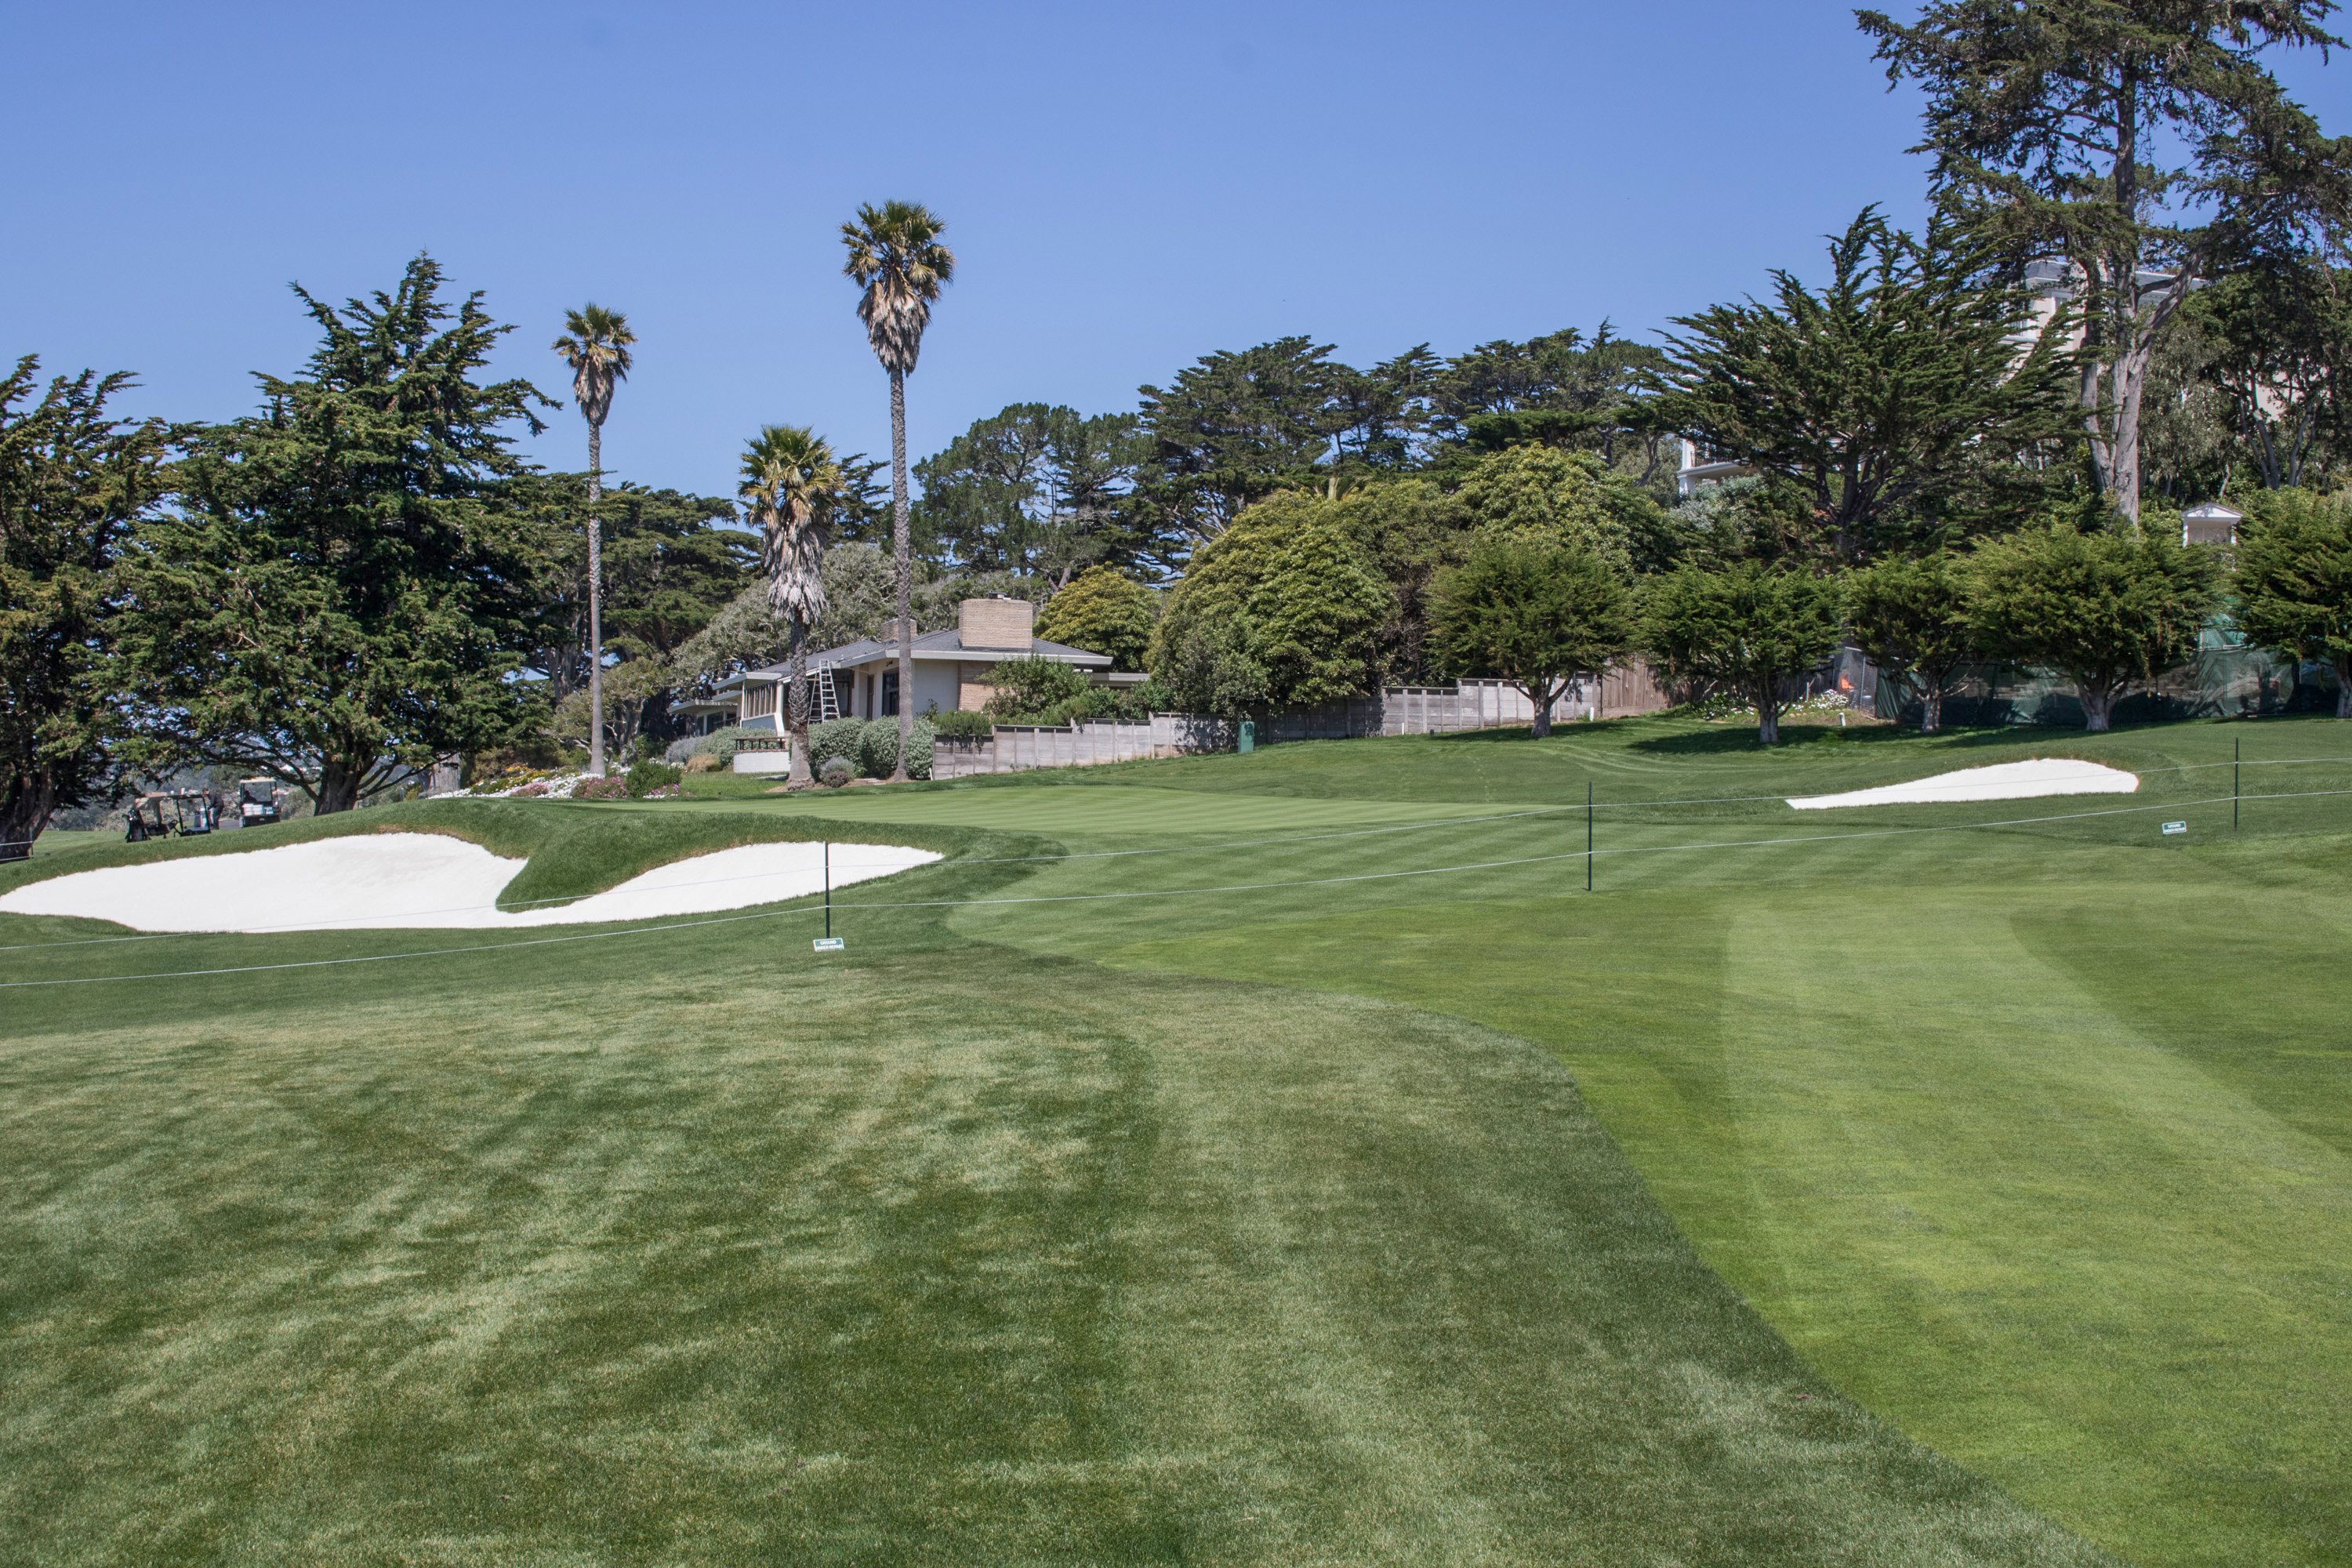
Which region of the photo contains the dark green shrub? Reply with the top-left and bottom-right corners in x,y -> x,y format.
808,717 -> 863,768
855,718 -> 896,777
1036,567 -> 1159,669
932,710 -> 996,742
1638,562 -> 1842,745
625,760 -> 683,798
1966,521 -> 2216,732
1110,677 -> 1177,719
1018,681 -> 1174,727
818,756 -> 854,787
981,656 -> 1092,720
1147,497 -> 1394,717
856,717 -> 936,779
1033,686 -> 1117,727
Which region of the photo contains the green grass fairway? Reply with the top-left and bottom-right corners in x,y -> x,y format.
664,781 -> 1531,834
5,714 -> 2350,1563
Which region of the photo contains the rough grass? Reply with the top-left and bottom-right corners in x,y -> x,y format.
1,844 -> 2103,1566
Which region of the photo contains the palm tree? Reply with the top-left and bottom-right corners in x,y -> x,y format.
739,424 -> 841,789
840,201 -> 954,779
552,304 -> 636,778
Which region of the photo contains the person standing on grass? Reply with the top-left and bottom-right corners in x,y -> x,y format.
840,201 -> 953,781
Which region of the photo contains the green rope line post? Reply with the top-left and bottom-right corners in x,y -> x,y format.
2235,735 -> 2241,831
1586,782 -> 1594,893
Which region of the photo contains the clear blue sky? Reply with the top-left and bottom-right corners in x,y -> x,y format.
7,2 -> 2345,499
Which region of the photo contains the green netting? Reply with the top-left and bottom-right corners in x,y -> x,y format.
1877,644 -> 2338,728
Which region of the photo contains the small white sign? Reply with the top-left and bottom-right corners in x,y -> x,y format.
2161,821 -> 2188,836
812,936 -> 845,952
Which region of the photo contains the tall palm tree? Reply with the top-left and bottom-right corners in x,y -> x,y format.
840,201 -> 953,779
739,424 -> 841,789
552,304 -> 636,778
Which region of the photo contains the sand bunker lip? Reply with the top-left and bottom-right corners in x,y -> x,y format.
0,833 -> 941,934
1788,758 -> 2140,811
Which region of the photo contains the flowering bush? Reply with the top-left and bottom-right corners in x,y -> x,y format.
469,768 -> 535,796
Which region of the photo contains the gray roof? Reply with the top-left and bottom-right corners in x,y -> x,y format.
719,629 -> 1111,691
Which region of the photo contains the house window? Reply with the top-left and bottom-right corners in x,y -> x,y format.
882,671 -> 900,717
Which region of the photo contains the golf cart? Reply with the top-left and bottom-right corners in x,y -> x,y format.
124,789 -> 222,843
236,777 -> 289,826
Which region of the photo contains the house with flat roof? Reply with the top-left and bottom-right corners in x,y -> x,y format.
718,596 -> 1133,730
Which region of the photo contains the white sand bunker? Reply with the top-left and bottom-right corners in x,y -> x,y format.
0,833 -> 940,933
1788,757 -> 2140,811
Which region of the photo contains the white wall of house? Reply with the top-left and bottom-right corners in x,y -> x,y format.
912,664 -> 961,717
837,662 -> 961,720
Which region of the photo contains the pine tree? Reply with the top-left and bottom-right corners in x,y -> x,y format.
119,256 -> 546,811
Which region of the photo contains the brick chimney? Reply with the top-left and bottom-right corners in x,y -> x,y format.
959,596 -> 1034,652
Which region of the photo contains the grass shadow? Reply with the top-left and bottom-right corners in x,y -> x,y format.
1420,718 -> 1650,746
1627,722 -> 2076,757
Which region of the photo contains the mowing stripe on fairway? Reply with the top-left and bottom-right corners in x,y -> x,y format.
11,784 -> 2348,990
668,753 -> 2352,819
672,784 -> 1533,833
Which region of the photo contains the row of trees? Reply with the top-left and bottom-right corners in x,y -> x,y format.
13,5 -> 2352,846
896,326 -> 1674,585
0,261 -> 764,851
2,262 -> 596,852
946,1 -> 2352,742
1116,479 -> 2352,746
0,189 -> 986,845
890,2 -> 2352,596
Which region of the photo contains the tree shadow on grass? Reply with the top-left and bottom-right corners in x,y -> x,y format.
1624,723 -> 2073,757
1412,718 -> 2078,756
1421,719 -> 1649,746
